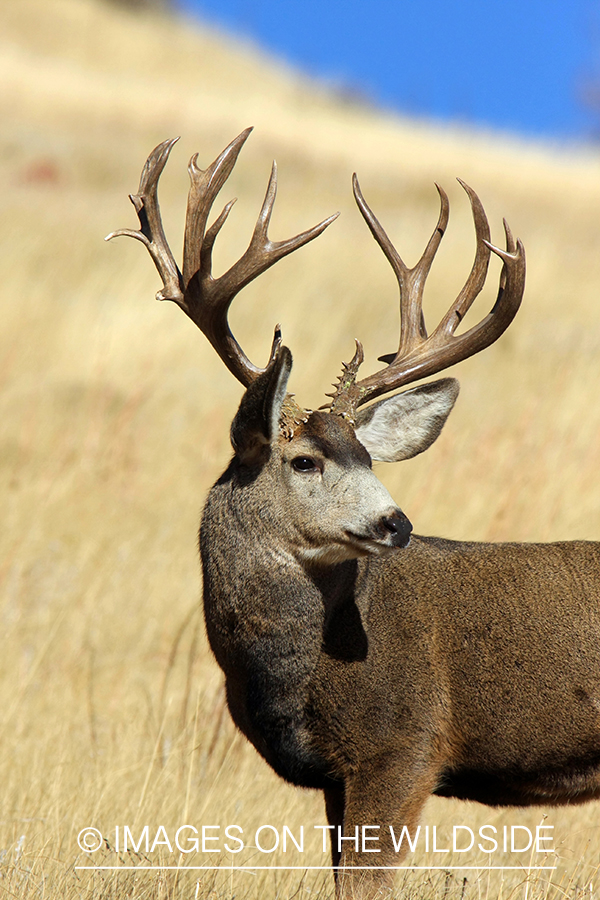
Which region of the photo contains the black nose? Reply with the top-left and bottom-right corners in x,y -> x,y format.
382,511 -> 413,548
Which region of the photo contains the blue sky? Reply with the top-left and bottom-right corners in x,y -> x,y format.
175,0 -> 600,141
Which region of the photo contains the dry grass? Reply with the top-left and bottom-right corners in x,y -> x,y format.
2,0 -> 600,897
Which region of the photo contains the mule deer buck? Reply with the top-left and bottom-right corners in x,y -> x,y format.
108,128 -> 600,900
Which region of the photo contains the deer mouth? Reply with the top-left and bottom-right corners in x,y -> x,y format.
344,529 -> 410,555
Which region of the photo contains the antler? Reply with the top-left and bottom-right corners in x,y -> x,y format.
328,176 -> 525,419
106,128 -> 338,387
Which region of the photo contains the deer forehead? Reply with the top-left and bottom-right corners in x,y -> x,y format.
280,411 -> 372,469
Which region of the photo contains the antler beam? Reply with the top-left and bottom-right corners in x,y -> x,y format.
328,177 -> 525,418
106,128 -> 338,387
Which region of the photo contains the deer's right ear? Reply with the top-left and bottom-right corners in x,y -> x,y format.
230,347 -> 292,465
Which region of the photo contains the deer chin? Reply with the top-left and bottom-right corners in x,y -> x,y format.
295,532 -> 405,566
294,544 -> 363,565
345,529 -> 410,555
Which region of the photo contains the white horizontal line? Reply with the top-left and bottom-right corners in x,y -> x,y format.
75,865 -> 558,871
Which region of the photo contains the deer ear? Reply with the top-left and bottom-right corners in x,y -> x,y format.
230,346 -> 292,465
354,378 -> 459,462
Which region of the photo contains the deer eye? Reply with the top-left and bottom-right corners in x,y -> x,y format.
291,456 -> 319,473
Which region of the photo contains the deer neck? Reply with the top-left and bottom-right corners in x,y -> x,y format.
201,464 -> 364,786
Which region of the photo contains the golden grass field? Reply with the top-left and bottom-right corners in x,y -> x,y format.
2,0 -> 600,897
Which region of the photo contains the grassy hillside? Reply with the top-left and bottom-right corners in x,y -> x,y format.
1,0 -> 600,897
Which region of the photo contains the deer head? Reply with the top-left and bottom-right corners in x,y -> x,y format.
107,128 -> 525,565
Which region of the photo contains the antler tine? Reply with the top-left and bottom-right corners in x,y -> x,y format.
108,129 -> 338,388
105,137 -> 184,305
352,174 -> 449,358
432,180 -> 492,340
329,179 -> 525,418
205,161 -> 339,307
183,126 -> 253,287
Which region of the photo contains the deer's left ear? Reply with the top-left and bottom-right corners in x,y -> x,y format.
354,378 -> 459,462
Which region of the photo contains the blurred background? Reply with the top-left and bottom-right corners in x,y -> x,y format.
3,1 -> 600,898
